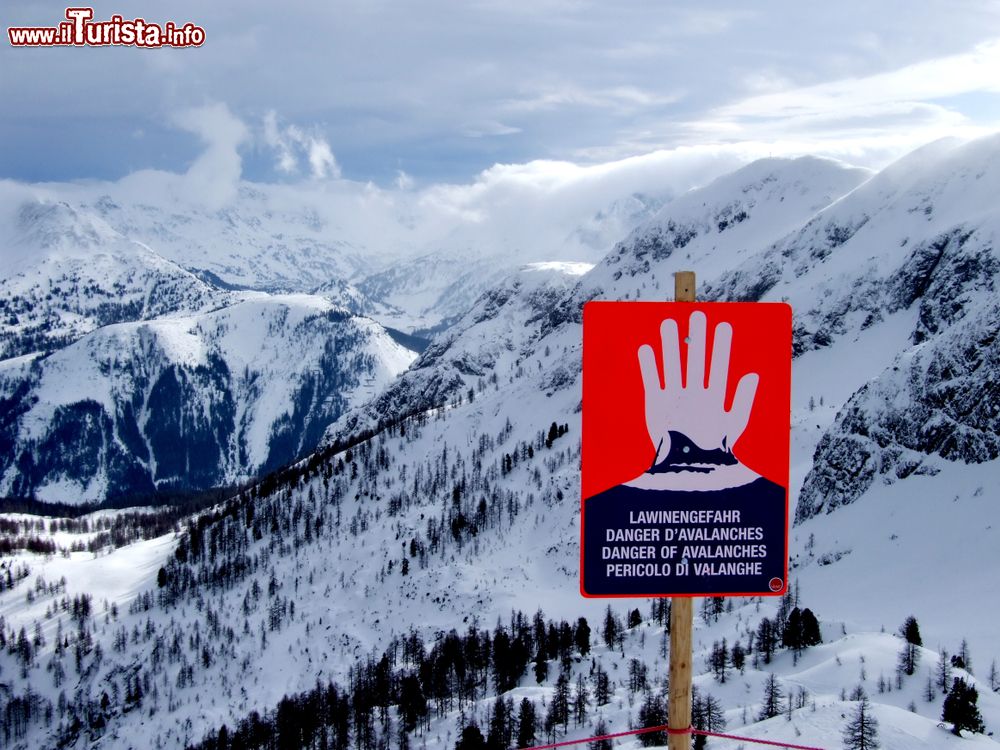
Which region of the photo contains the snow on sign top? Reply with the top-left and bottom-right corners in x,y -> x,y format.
580,302 -> 792,598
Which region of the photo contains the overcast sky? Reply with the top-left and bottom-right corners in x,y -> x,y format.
4,0 -> 1000,188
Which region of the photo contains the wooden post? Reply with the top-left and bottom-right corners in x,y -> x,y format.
668,270 -> 696,750
674,271 -> 695,304
668,598 -> 693,749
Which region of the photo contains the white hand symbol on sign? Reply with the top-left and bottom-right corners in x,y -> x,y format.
628,310 -> 760,491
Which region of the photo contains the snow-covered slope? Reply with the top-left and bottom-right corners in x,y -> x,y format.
3,137 -> 1000,750
776,136 -> 1000,518
0,295 -> 416,503
797,300 -> 1000,521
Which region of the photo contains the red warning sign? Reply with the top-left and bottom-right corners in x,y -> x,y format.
580,302 -> 791,598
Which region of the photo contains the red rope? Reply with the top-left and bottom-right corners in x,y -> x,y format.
519,723 -> 825,750
691,727 -> 825,749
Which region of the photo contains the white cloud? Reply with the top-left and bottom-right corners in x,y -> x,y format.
503,84 -> 682,114
262,110 -> 340,179
715,40 -> 1000,123
307,139 -> 339,179
409,144 -> 760,259
172,103 -> 249,210
460,121 -> 523,138
5,2 -> 1000,188
262,110 -> 298,173
395,170 -> 414,190
670,8 -> 749,36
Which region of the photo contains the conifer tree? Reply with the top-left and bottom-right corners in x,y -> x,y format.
937,649 -> 953,692
593,664 -> 611,706
534,651 -> 548,685
628,658 -> 648,694
457,723 -> 487,750
842,693 -> 879,750
637,690 -> 667,746
801,608 -> 822,646
709,639 -> 729,683
589,718 -> 613,750
896,640 -> 917,676
602,606 -> 620,649
955,638 -> 972,674
988,659 -> 999,693
758,674 -> 783,720
574,618 -> 591,656
551,670 -> 571,732
692,690 -> 726,750
782,608 -> 803,651
516,699 -> 537,749
573,674 -> 590,726
756,618 -> 777,664
627,609 -> 642,629
900,616 -> 922,646
942,678 -> 986,736
731,641 -> 746,673
487,696 -> 510,750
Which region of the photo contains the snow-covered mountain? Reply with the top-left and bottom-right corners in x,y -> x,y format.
564,155 -> 873,310
0,197 -> 232,360
0,294 -> 416,504
3,136 -> 1000,750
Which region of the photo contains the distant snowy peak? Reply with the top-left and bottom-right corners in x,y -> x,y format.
353,193 -> 661,335
537,156 -> 870,334
310,276 -> 404,319
11,199 -> 121,257
86,184 -> 372,292
600,155 -> 871,286
355,252 -> 521,334
519,261 -> 593,280
0,198 -> 231,360
0,191 -> 425,504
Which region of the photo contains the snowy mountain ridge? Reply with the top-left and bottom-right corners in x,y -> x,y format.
0,293 -> 417,503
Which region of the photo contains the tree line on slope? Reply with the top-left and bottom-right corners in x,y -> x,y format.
184,594 -> 836,750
